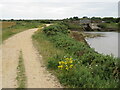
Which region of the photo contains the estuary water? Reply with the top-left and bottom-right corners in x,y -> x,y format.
85,32 -> 118,57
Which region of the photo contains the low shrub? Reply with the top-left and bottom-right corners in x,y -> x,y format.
43,23 -> 69,36
62,22 -> 83,31
40,23 -> 120,88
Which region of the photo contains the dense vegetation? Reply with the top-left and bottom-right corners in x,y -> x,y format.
98,23 -> 118,30
64,16 -> 119,23
33,23 -> 120,88
63,17 -> 119,32
62,22 -> 83,31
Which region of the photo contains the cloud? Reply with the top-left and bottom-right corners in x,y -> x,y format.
0,1 -> 118,19
0,0 -> 119,2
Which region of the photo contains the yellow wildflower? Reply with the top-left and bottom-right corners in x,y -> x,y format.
70,65 -> 73,68
58,65 -> 63,69
65,58 -> 69,61
70,58 -> 72,60
65,62 -> 67,65
66,67 -> 69,70
59,61 -> 62,65
61,61 -> 65,64
69,60 -> 73,63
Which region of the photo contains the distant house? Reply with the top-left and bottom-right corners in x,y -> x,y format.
80,19 -> 91,24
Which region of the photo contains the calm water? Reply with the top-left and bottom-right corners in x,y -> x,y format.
85,32 -> 118,57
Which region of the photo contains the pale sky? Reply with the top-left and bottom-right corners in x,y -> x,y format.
0,0 -> 119,19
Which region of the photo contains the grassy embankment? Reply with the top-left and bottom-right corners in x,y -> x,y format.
1,21 -> 43,42
16,51 -> 26,88
98,23 -> 118,31
33,22 -> 120,88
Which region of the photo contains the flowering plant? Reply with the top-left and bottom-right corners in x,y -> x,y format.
58,57 -> 75,70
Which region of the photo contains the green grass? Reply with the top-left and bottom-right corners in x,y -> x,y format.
32,29 -> 66,67
98,23 -> 118,30
63,22 -> 83,31
32,23 -> 120,88
16,51 -> 26,88
2,21 -> 43,41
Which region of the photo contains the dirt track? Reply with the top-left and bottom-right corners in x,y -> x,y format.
2,28 -> 61,88
0,45 -> 2,89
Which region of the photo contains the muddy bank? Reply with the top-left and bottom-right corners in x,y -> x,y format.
70,31 -> 104,47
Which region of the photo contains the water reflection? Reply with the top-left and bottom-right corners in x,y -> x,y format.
85,32 -> 118,57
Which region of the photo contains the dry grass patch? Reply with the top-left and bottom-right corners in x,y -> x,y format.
0,21 -> 16,29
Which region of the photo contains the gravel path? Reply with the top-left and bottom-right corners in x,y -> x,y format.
2,28 -> 61,88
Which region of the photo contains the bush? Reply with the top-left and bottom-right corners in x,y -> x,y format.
42,23 -> 69,36
42,23 -> 120,88
47,54 -> 62,69
63,22 -> 83,31
98,24 -> 106,28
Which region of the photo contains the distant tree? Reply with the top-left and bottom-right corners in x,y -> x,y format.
69,17 -> 73,20
83,16 -> 88,19
116,17 -> 120,23
73,16 -> 79,20
2,19 -> 6,21
40,20 -> 51,24
10,19 -> 14,21
102,17 -> 116,23
91,17 -> 102,20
